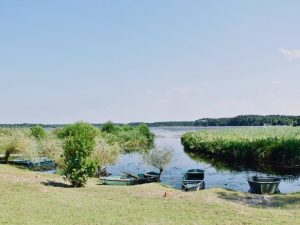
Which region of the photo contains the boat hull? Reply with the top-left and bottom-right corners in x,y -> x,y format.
100,176 -> 134,186
182,169 -> 205,191
248,176 -> 281,194
100,171 -> 160,186
11,158 -> 56,171
182,180 -> 205,192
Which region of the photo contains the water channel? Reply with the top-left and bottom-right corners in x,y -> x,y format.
108,127 -> 300,193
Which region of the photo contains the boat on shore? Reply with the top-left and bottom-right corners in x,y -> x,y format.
247,176 -> 281,194
182,169 -> 205,191
100,175 -> 135,186
100,171 -> 160,186
10,157 -> 56,171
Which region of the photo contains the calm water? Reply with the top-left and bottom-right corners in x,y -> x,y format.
108,126 -> 300,193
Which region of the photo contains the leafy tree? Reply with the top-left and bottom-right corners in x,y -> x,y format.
60,122 -> 98,187
30,125 -> 47,140
143,145 -> 174,180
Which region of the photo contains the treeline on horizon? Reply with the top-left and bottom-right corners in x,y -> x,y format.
0,115 -> 300,128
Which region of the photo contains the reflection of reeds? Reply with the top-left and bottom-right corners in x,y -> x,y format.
182,127 -> 300,168
187,152 -> 300,180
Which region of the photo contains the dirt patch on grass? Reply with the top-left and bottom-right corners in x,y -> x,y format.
216,189 -> 300,208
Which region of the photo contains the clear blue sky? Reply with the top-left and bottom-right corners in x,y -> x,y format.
1,0 -> 300,123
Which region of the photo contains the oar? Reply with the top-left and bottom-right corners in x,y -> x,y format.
122,171 -> 140,179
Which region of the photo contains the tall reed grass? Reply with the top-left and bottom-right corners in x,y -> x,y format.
181,127 -> 300,166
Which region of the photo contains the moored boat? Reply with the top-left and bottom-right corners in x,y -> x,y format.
11,157 -> 56,171
182,169 -> 205,191
247,176 -> 281,194
100,175 -> 135,185
100,171 -> 160,186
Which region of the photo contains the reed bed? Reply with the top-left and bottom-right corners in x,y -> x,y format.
181,127 -> 300,166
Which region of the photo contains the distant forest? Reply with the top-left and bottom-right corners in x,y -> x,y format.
0,115 -> 300,128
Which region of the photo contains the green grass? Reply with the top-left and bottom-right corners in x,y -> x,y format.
181,127 -> 300,166
1,165 -> 300,225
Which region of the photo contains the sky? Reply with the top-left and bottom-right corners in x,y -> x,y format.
0,0 -> 300,124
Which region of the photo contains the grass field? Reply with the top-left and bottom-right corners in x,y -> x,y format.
1,165 -> 300,225
181,127 -> 300,166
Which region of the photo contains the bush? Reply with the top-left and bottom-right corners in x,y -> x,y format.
100,123 -> 154,152
101,121 -> 117,133
30,125 -> 47,140
138,124 -> 155,142
60,122 -> 98,187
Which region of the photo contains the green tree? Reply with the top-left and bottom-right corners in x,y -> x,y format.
60,122 -> 98,187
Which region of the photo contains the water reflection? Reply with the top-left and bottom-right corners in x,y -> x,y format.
107,127 -> 300,193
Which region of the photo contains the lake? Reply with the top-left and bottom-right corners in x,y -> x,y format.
108,126 -> 300,193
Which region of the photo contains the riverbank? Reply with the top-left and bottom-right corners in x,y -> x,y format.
1,165 -> 300,225
181,127 -> 300,168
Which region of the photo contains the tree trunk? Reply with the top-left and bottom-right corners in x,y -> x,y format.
4,152 -> 10,164
158,168 -> 163,182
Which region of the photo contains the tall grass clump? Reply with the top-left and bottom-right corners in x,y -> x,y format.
0,128 -> 38,163
181,127 -> 300,166
91,137 -> 121,169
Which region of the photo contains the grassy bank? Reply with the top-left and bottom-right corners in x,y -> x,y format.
181,127 -> 300,166
1,165 -> 300,225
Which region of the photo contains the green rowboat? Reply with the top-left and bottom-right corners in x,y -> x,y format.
248,176 -> 281,194
100,175 -> 135,186
100,171 -> 160,186
182,169 -> 205,191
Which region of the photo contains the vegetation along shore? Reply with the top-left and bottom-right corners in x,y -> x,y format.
181,127 -> 300,168
0,122 -> 154,179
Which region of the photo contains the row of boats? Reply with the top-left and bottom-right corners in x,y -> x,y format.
100,168 -> 282,194
7,158 -> 281,195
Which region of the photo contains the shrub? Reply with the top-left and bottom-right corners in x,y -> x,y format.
30,125 -> 47,140
137,124 -> 155,142
60,122 -> 98,187
100,123 -> 154,152
101,121 -> 117,133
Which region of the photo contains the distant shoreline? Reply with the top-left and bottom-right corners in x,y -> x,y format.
1,114 -> 299,128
